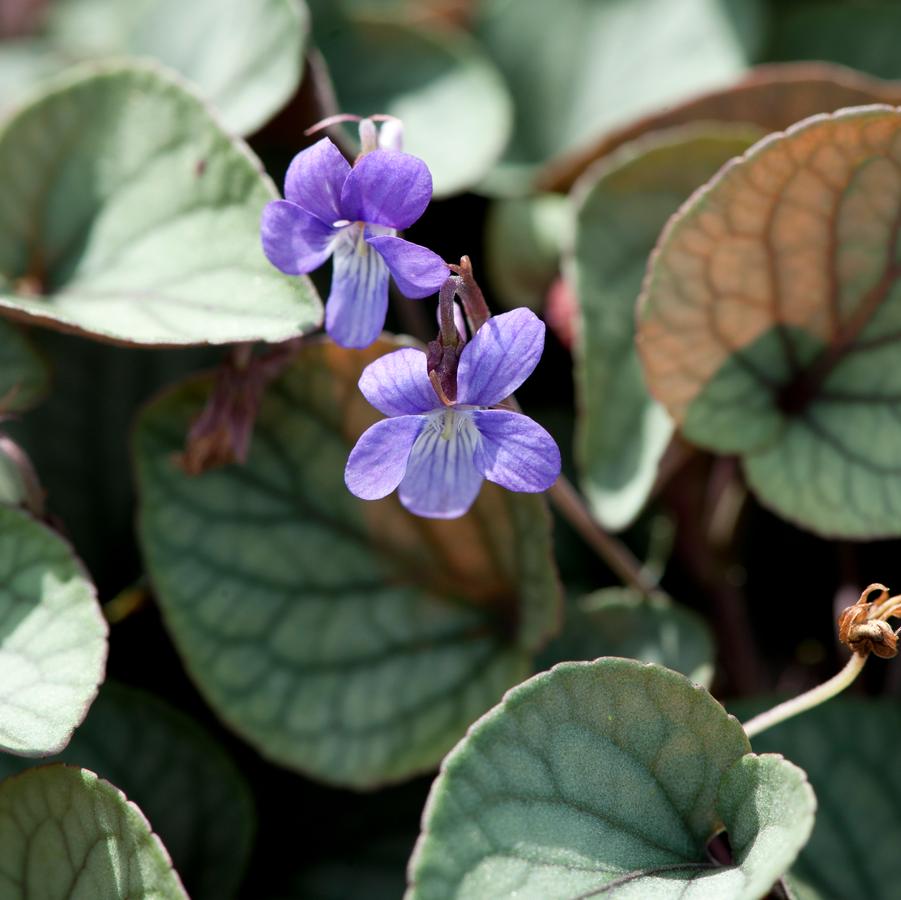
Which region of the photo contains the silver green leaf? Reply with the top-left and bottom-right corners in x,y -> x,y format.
0,62 -> 321,347
0,505 -> 107,757
408,658 -> 815,900
0,764 -> 188,898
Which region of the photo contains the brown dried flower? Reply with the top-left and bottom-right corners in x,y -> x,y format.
838,583 -> 901,659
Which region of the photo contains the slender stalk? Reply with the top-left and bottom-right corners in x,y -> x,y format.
742,652 -> 867,738
547,476 -> 657,596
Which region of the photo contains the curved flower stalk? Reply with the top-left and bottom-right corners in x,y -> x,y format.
260,137 -> 449,348
345,308 -> 561,518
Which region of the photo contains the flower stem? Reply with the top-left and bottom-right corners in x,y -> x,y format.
742,652 -> 868,739
547,476 -> 657,596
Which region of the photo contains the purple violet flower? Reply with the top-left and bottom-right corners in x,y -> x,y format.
260,137 -> 449,349
345,308 -> 561,518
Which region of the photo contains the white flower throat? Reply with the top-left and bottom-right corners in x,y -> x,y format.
428,408 -> 479,443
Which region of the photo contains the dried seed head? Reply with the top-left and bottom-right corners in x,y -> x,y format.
838,583 -> 901,659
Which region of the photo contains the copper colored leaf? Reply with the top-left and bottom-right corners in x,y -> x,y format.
541,63 -> 901,192
639,106 -> 901,537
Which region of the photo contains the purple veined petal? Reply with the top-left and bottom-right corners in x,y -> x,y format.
471,409 -> 561,492
325,226 -> 391,349
345,415 -> 425,500
359,347 -> 439,417
260,200 -> 339,274
398,409 -> 484,519
284,137 -> 351,224
456,308 -> 546,407
367,235 -> 449,299
340,149 -> 433,230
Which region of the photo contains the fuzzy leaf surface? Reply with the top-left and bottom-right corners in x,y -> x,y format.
0,506 -> 106,757
0,765 -> 187,898
408,658 -> 814,899
0,63 -> 321,346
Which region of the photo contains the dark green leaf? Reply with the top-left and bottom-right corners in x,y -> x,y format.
746,698 -> 901,900
538,588 -> 715,687
135,337 -> 560,788
0,682 -> 254,900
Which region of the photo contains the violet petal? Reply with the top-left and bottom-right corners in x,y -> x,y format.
345,415 -> 424,500
456,308 -> 546,407
472,409 -> 561,492
325,226 -> 391,349
340,150 -> 432,230
260,200 -> 338,274
398,411 -> 484,518
367,235 -> 449,298
284,137 -> 350,224
359,347 -> 439,417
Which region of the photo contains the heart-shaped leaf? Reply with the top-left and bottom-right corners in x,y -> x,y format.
0,682 -> 254,900
538,588 -> 715,687
742,698 -> 901,900
473,0 -> 762,194
408,658 -> 815,899
570,126 -> 760,530
0,0 -> 309,134
639,106 -> 901,537
541,62 -> 901,191
134,338 -> 561,788
0,319 -> 48,412
0,505 -> 107,757
0,62 -> 322,347
0,764 -> 188,898
313,7 -> 512,196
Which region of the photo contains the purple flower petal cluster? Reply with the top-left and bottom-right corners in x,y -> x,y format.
345,309 -> 561,518
261,138 -> 449,349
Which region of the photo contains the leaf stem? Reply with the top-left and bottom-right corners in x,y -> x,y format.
742,652 -> 867,739
547,475 -> 657,596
